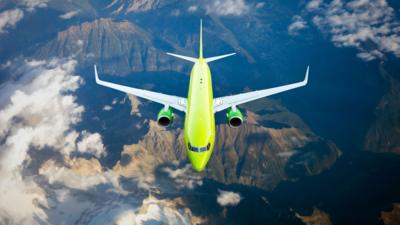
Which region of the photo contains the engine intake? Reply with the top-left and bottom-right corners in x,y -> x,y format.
226,107 -> 244,128
157,107 -> 174,127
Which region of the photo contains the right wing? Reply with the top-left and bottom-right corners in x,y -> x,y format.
94,65 -> 187,112
213,66 -> 309,112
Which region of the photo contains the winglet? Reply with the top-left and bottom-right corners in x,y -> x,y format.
94,64 -> 100,84
303,65 -> 309,85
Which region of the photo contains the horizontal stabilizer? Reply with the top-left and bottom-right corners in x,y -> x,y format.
205,53 -> 236,63
167,52 -> 197,63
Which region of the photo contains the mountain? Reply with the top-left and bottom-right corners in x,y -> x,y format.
364,62 -> 400,154
295,209 -> 333,225
381,203 -> 400,225
105,0 -> 177,14
35,18 -> 188,75
113,98 -> 341,191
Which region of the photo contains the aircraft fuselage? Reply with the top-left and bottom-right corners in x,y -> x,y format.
184,58 -> 215,172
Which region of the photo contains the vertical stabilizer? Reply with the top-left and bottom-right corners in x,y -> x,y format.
199,19 -> 203,59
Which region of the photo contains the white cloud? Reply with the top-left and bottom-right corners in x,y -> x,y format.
133,196 -> 199,225
59,10 -> 80,20
0,175 -> 47,224
307,0 -> 323,11
217,190 -> 242,207
288,15 -> 308,35
255,2 -> 265,9
0,57 -> 205,224
77,131 -> 106,158
205,0 -> 250,16
103,105 -> 112,111
187,5 -> 198,13
19,0 -> 48,11
39,158 -> 121,191
0,58 -> 85,223
115,210 -> 137,225
162,164 -> 203,189
112,98 -> 118,105
0,59 -> 84,172
0,9 -> 24,33
306,0 -> 400,61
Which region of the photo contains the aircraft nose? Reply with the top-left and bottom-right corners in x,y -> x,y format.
188,151 -> 210,172
192,160 -> 206,172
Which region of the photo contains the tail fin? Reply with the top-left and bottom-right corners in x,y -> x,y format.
167,19 -> 236,63
199,19 -> 203,59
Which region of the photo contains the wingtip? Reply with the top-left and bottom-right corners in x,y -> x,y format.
94,64 -> 99,83
304,65 -> 310,84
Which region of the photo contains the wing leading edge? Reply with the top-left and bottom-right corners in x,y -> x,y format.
213,66 -> 309,112
94,65 -> 187,112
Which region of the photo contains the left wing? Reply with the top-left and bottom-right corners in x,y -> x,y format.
94,65 -> 187,112
213,66 -> 309,112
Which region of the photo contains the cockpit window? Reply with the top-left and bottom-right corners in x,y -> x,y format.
188,142 -> 211,152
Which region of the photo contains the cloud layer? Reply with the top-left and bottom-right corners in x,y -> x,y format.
305,0 -> 400,61
0,58 -> 110,223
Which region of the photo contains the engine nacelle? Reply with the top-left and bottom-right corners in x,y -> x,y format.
157,107 -> 174,127
226,107 -> 244,128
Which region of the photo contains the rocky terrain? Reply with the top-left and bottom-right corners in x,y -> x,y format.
296,208 -> 332,225
113,98 -> 341,191
106,0 -> 177,14
381,203 -> 400,225
365,63 -> 400,154
35,18 -> 189,75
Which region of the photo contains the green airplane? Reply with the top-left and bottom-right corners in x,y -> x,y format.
94,20 -> 309,172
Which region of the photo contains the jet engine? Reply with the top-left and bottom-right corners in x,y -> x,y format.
226,107 -> 244,128
157,107 -> 174,127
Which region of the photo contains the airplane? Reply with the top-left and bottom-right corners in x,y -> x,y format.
94,20 -> 309,172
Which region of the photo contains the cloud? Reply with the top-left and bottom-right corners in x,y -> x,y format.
306,0 -> 400,61
59,10 -> 80,20
0,58 -> 85,223
0,59 -> 84,172
162,164 -> 203,189
187,5 -> 198,13
255,2 -> 265,9
204,0 -> 250,16
19,0 -> 48,11
288,15 -> 308,35
217,190 -> 242,207
103,105 -> 112,111
112,98 -> 119,105
307,0 -> 323,11
0,9 -> 24,33
115,210 -> 136,225
0,57 -> 207,224
77,131 -> 106,158
39,158 -> 121,191
0,0 -> 50,34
